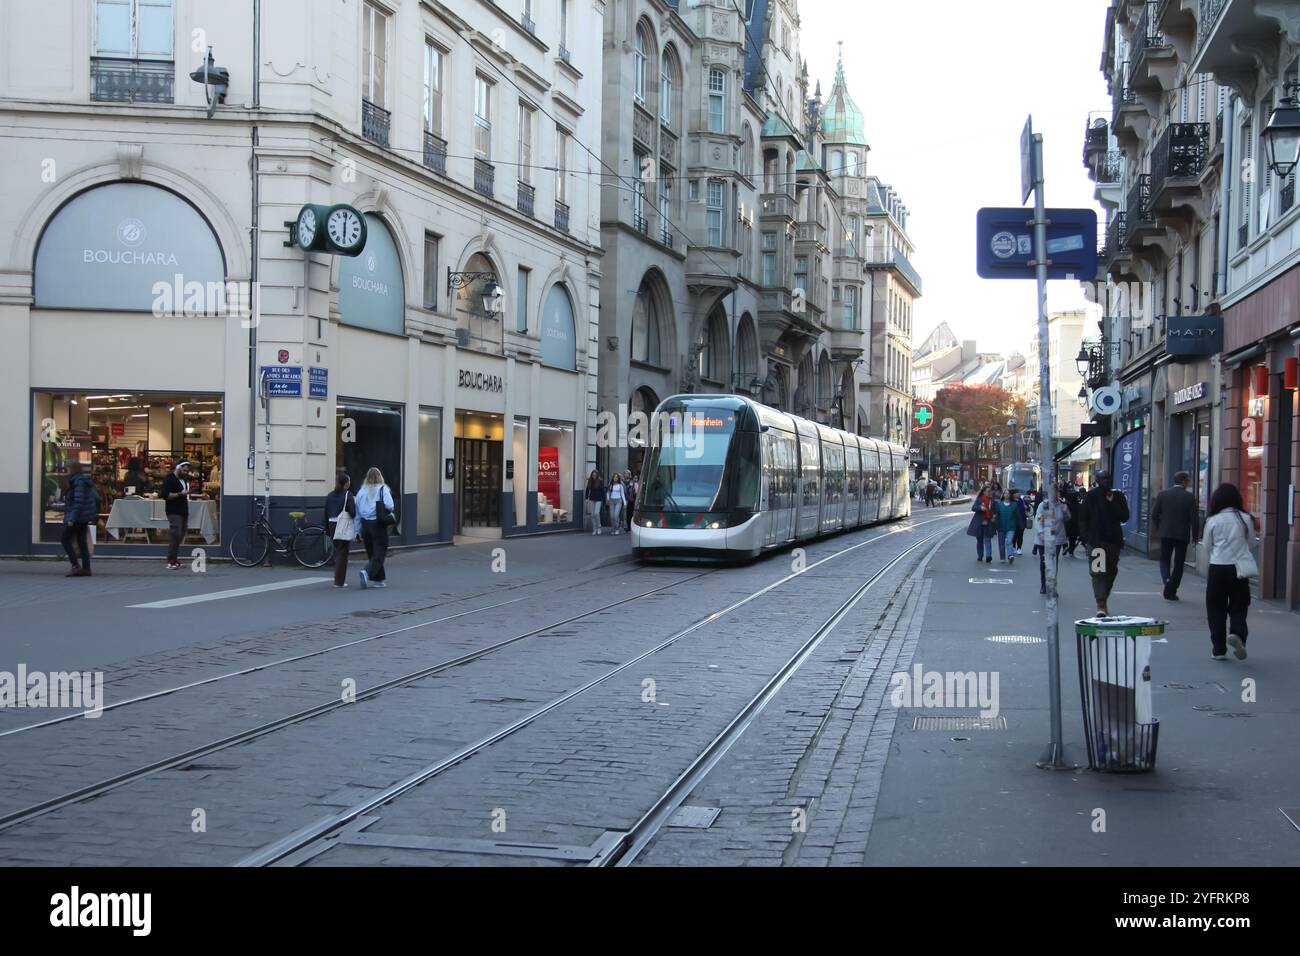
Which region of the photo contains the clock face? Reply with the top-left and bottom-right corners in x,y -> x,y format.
328,208 -> 363,250
296,207 -> 317,249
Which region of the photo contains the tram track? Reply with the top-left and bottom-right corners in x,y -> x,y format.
234,516 -> 962,867
0,512 -> 959,848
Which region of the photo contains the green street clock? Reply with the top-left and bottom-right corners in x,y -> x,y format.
286,203 -> 368,257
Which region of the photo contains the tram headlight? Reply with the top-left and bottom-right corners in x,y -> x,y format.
709,521 -> 722,529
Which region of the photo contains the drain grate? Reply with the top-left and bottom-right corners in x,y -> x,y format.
969,578 -> 1014,585
986,635 -> 1045,644
667,805 -> 721,829
912,715 -> 1007,731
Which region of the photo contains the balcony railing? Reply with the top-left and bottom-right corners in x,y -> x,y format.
864,248 -> 923,295
1134,2 -> 1170,58
1151,122 -> 1209,196
1105,213 -> 1128,262
1095,150 -> 1123,184
521,12 -> 536,34
1198,0 -> 1229,50
1123,174 -> 1153,244
474,158 -> 495,198
634,212 -> 649,234
554,200 -> 570,233
423,130 -> 448,175
660,225 -> 674,248
362,99 -> 391,146
517,180 -> 535,217
90,57 -> 174,103
1116,61 -> 1136,107
1283,178 -> 1297,215
558,44 -> 572,65
1085,119 -> 1109,158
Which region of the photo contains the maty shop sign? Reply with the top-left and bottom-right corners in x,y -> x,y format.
1173,381 -> 1209,406
457,370 -> 504,393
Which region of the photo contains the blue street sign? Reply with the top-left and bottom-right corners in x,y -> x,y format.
260,365 -> 302,397
976,206 -> 1098,280
308,366 -> 328,398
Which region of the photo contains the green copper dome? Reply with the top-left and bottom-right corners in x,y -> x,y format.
822,57 -> 868,147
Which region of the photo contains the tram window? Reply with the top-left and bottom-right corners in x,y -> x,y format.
729,432 -> 761,511
801,436 -> 819,506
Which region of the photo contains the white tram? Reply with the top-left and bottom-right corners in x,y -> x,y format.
631,395 -> 911,560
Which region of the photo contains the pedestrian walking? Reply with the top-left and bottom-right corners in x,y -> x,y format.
1033,489 -> 1070,594
160,459 -> 192,571
1202,483 -> 1257,662
1062,484 -> 1081,556
355,467 -> 395,589
60,461 -> 99,577
967,484 -> 997,563
607,473 -> 627,535
1078,471 -> 1130,616
325,472 -> 358,588
1152,470 -> 1199,601
994,490 -> 1021,563
623,470 -> 637,531
1011,488 -> 1028,553
585,469 -> 606,535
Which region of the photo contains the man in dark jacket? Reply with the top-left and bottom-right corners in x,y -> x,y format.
1078,471 -> 1130,616
61,462 -> 99,577
160,460 -> 192,570
1151,470 -> 1198,601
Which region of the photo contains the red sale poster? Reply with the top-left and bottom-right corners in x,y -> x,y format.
538,447 -> 560,509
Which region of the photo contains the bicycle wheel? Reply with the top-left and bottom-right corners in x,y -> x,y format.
229,524 -> 271,567
293,526 -> 332,569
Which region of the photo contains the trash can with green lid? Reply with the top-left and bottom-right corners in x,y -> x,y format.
1076,616 -> 1164,772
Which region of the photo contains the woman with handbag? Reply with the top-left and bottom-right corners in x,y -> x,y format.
355,467 -> 396,589
967,484 -> 996,563
1202,483 -> 1257,661
324,472 -> 358,588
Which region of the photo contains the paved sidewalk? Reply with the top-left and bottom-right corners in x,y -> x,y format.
864,531 -> 1300,866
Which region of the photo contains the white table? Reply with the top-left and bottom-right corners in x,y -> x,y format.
106,498 -> 218,544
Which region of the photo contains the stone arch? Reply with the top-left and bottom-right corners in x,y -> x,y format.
631,267 -> 675,366
735,312 -> 759,387
698,304 -> 730,387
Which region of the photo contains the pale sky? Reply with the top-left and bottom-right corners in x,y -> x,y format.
799,0 -> 1112,356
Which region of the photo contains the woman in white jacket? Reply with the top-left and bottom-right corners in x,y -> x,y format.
1202,483 -> 1256,661
1032,488 -> 1071,595
606,473 -> 627,536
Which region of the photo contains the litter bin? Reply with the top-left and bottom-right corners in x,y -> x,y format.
1075,616 -> 1164,772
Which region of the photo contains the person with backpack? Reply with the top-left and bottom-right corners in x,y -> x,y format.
1202,483 -> 1257,661
325,472 -> 358,588
1078,471 -> 1130,616
585,470 -> 606,535
61,461 -> 99,577
355,467 -> 395,589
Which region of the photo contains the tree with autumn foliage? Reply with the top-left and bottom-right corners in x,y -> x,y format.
915,384 -> 1027,464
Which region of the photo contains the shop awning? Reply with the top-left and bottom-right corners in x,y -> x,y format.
1054,432 -> 1092,462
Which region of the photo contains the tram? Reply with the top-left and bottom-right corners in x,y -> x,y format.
631,395 -> 912,561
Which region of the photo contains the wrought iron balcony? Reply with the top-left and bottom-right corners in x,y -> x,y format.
362,99 -> 391,147
1198,0 -> 1228,50
423,130 -> 447,175
1093,150 -> 1123,184
1123,174 -> 1153,246
554,200 -> 570,233
1104,213 -> 1129,267
521,12 -> 536,34
558,44 -> 572,65
1150,123 -> 1209,199
474,158 -> 495,198
90,57 -> 174,103
634,212 -> 649,235
517,180 -> 535,217
1084,119 -> 1109,160
660,225 -> 674,248
1134,2 -> 1171,58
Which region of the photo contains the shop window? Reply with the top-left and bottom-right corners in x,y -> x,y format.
1240,374 -> 1265,517
35,391 -> 222,546
417,407 -> 441,536
513,417 -> 529,528
337,400 -> 403,516
538,420 -> 574,524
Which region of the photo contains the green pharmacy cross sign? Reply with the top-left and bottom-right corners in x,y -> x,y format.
913,403 -> 935,431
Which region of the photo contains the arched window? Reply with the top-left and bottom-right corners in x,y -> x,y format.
818,352 -> 834,416
796,352 -> 815,418
34,182 -> 226,312
634,25 -> 648,103
699,309 -> 729,384
736,313 -> 758,386
540,284 -> 577,369
631,277 -> 662,365
768,365 -> 789,411
660,47 -> 677,126
340,214 -> 407,335
708,68 -> 726,133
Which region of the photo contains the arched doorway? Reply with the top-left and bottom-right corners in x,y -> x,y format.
698,306 -> 730,388
735,313 -> 758,393
795,353 -> 814,419
628,385 -> 660,476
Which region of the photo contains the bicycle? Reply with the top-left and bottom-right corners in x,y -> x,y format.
228,501 -> 333,569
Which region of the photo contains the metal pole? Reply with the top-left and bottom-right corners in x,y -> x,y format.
1030,133 -> 1070,770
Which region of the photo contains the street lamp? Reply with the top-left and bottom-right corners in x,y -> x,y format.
1075,344 -> 1090,376
1263,81 -> 1300,179
1007,417 -> 1020,464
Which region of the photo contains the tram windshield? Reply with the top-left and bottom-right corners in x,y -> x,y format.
639,408 -> 756,512
1005,463 -> 1041,494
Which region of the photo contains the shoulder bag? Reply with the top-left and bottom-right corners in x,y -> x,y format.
1233,511 -> 1259,579
375,487 -> 399,528
332,491 -> 357,541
